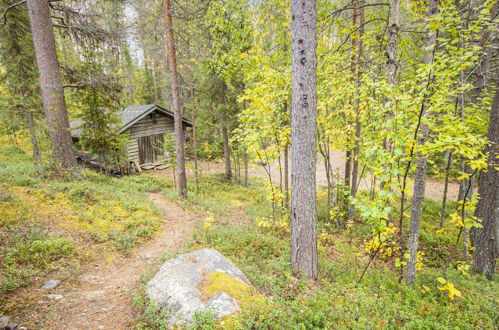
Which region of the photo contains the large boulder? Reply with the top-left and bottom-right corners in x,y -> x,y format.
146,248 -> 254,326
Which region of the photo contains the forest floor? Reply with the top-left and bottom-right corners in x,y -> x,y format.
1,141 -> 496,329
1,191 -> 202,329
164,150 -> 460,202
39,193 -> 201,329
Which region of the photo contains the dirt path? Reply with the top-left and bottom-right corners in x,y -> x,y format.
43,193 -> 200,329
165,151 -> 459,202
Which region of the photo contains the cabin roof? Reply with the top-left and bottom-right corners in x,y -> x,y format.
71,104 -> 192,138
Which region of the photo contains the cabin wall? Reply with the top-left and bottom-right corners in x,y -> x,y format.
125,111 -> 174,163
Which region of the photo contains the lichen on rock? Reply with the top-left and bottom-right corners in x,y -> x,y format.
201,271 -> 265,308
146,248 -> 258,326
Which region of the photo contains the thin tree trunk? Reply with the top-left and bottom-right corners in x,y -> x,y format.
344,150 -> 352,189
471,88 -> 498,280
236,152 -> 241,182
461,174 -> 474,260
290,0 -> 318,280
244,148 -> 248,187
318,126 -> 334,216
343,0 -> 358,217
387,0 -> 400,86
320,142 -> 332,213
406,0 -> 438,283
381,0 -> 400,187
284,145 -> 289,209
26,0 -> 76,169
163,0 -> 187,198
25,109 -> 41,172
277,144 -> 283,205
172,164 -> 176,191
439,150 -> 453,228
222,121 -> 232,180
348,0 -> 364,221
192,105 -> 198,191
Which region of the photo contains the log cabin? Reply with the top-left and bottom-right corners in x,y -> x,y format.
71,104 -> 192,170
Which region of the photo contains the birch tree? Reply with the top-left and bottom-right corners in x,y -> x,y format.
406,0 -> 439,283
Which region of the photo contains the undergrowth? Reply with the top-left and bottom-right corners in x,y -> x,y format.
165,174 -> 280,221
138,174 -> 498,329
193,223 -> 497,328
0,141 -> 171,294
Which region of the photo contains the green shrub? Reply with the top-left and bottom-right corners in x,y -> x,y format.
133,292 -> 169,330
0,234 -> 75,292
189,310 -> 217,330
191,221 -> 498,329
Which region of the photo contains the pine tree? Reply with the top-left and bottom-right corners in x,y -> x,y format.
290,0 -> 318,280
26,0 -> 76,168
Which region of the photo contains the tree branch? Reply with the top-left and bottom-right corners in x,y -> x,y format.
328,2 -> 389,18
1,0 -> 26,26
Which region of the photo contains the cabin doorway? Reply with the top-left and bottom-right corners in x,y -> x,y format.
138,134 -> 164,164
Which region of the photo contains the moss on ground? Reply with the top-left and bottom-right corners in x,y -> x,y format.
0,138 -> 172,294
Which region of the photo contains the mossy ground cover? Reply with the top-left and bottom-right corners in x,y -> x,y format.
0,139 -> 172,297
164,174 -> 276,221
1,136 -> 496,328
135,174 -> 498,329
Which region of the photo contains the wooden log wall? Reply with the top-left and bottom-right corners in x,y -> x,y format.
124,111 -> 174,163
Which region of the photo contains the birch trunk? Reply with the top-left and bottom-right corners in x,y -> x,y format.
163,0 -> 187,198
244,149 -> 248,187
222,121 -> 232,180
26,0 -> 76,169
348,0 -> 365,221
406,0 -> 438,283
381,0 -> 400,188
192,106 -> 198,190
284,145 -> 289,209
290,0 -> 318,280
439,150 -> 453,228
387,0 -> 400,86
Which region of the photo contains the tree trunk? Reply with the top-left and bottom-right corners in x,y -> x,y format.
163,0 -> 187,198
348,121 -> 361,221
222,122 -> 232,180
26,0 -> 76,169
380,0 -> 400,188
277,144 -> 283,205
461,173 -> 474,260
25,109 -> 41,171
192,106 -> 198,191
344,150 -> 351,189
348,0 -> 364,221
406,125 -> 429,283
406,0 -> 438,284
387,0 -> 400,86
290,0 -> 318,280
471,88 -> 498,280
244,148 -> 248,187
439,150 -> 453,228
284,145 -> 289,209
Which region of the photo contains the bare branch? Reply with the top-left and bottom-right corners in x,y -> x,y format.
1,0 -> 26,26
327,2 -> 389,18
